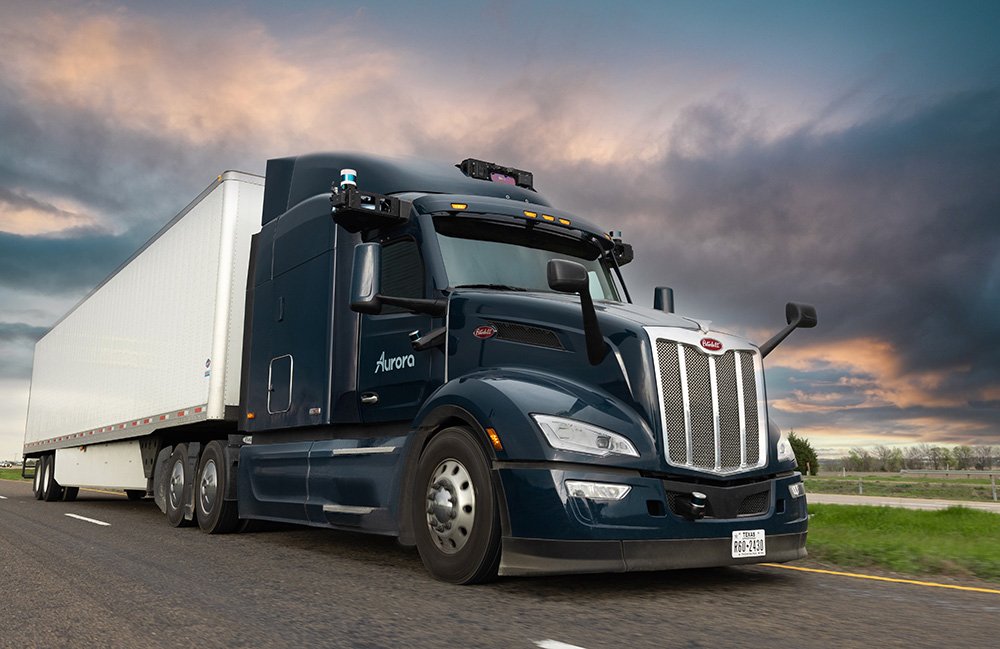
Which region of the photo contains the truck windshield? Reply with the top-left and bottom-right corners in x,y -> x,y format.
434,216 -> 621,301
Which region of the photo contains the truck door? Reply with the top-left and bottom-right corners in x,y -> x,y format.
357,238 -> 442,423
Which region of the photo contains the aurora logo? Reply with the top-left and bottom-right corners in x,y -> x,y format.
375,351 -> 416,374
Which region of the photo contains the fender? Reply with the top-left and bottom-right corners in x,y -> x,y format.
396,368 -> 657,545
414,367 -> 657,465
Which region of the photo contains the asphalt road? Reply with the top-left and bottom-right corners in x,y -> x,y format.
2,479 -> 998,649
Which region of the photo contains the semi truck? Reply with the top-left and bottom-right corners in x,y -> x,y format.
23,152 -> 816,584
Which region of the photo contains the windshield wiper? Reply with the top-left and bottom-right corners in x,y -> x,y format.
453,284 -> 528,292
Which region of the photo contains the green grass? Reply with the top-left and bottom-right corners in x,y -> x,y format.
807,504 -> 1000,583
804,475 -> 998,502
0,468 -> 30,481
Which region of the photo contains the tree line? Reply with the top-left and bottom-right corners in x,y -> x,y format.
839,443 -> 996,472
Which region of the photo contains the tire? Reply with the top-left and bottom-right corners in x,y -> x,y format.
125,490 -> 145,501
62,487 -> 80,502
196,440 -> 240,534
412,427 -> 501,584
41,454 -> 64,502
32,458 -> 43,500
165,444 -> 193,527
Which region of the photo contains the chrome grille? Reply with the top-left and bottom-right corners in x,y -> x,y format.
655,340 -> 764,474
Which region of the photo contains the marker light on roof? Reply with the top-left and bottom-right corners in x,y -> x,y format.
523,210 -> 537,218
542,214 -> 555,222
558,218 -> 571,226
450,203 -> 468,210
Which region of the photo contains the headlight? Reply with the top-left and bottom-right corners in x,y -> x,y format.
777,432 -> 795,463
532,415 -> 639,457
565,480 -> 632,501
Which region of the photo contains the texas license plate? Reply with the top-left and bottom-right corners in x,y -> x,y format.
731,529 -> 766,558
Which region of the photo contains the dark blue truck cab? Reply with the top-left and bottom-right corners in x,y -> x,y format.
202,152 -> 814,583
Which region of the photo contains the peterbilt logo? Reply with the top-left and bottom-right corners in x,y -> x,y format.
473,325 -> 497,339
700,337 -> 723,351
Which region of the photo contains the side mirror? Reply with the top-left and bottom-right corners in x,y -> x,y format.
786,302 -> 817,329
349,242 -> 447,317
350,243 -> 383,314
546,259 -> 607,365
759,302 -> 819,357
547,259 -> 588,293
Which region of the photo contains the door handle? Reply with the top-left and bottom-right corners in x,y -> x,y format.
361,392 -> 379,405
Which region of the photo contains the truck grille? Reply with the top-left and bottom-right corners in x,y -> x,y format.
655,340 -> 764,474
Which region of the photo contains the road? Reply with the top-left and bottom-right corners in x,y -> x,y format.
808,492 -> 1000,513
1,478 -> 998,649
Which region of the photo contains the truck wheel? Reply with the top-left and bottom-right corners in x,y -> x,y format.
165,444 -> 193,527
196,440 -> 239,534
62,487 -> 80,502
41,454 -> 64,502
412,427 -> 501,584
32,458 -> 44,500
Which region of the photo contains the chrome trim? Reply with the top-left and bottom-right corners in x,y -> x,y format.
709,354 -> 721,471
330,446 -> 397,456
645,326 -> 767,476
676,342 -> 693,466
323,504 -> 375,515
735,352 -> 747,468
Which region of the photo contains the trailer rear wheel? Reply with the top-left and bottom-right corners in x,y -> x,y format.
41,454 -> 64,502
165,444 -> 193,527
32,458 -> 43,500
196,441 -> 239,534
412,427 -> 501,584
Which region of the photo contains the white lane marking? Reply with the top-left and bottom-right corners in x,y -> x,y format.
65,513 -> 110,526
0,495 -> 8,499
535,641 -> 589,649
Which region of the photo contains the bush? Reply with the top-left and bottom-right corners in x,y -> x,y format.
789,431 -> 818,475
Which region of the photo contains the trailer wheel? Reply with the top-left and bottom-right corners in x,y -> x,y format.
196,441 -> 239,534
62,487 -> 79,502
165,444 -> 193,527
41,454 -> 64,502
412,427 -> 501,584
32,458 -> 44,500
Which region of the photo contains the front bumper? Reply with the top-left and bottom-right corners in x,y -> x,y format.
500,531 -> 807,577
496,464 -> 808,576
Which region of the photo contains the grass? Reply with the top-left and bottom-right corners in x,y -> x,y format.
0,468 -> 30,481
804,474 -> 998,502
807,504 -> 1000,583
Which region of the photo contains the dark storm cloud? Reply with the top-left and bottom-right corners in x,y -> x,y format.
0,322 -> 46,343
0,229 -> 140,293
532,89 -> 1000,412
0,78 -> 265,234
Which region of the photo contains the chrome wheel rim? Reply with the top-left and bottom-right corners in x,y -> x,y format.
425,458 -> 475,554
33,462 -> 42,493
199,459 -> 218,516
169,459 -> 184,510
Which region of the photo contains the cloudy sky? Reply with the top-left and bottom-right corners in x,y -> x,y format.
1,0 -> 997,459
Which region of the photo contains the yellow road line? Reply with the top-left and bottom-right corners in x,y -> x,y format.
761,563 -> 1000,595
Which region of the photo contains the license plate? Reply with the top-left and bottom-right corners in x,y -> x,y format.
731,529 -> 766,558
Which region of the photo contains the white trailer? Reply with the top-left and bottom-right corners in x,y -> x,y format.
24,172 -> 264,495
